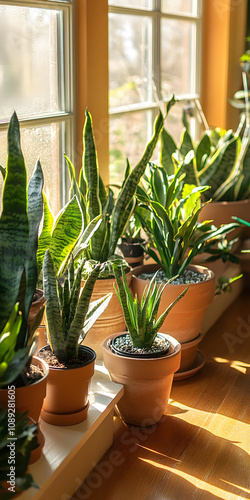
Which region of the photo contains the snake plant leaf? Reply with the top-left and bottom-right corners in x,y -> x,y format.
50,195 -> 83,277
196,132 -> 211,172
66,263 -> 102,359
37,191 -> 54,278
18,159 -> 44,347
153,285 -> 189,335
160,127 -> 177,174
109,110 -> 164,256
199,137 -> 238,200
43,249 -> 65,360
0,112 -> 29,333
0,165 -> 6,180
83,110 -> 104,261
81,292 -> 112,340
73,214 -> 103,261
64,153 -> 86,223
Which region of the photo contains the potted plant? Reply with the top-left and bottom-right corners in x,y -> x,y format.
160,96 -> 250,246
102,262 -> 188,426
0,407 -> 39,498
33,188 -> 101,352
64,104 -> 169,357
131,161 -> 239,376
37,251 -> 112,426
0,113 -> 49,436
117,208 -> 147,268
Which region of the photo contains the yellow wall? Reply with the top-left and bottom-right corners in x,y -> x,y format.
201,0 -> 247,130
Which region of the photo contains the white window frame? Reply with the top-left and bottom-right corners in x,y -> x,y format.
108,1 -> 203,136
0,0 -> 76,207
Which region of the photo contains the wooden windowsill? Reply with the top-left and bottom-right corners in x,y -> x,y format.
20,364 -> 124,500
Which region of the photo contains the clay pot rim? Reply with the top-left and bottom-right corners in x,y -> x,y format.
37,345 -> 96,371
202,199 -> 250,207
103,332 -> 181,363
179,332 -> 203,350
132,263 -> 215,286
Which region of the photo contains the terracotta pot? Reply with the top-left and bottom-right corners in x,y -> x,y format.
0,356 -> 49,422
81,272 -> 132,359
28,288 -> 46,328
198,199 -> 250,250
177,332 -> 203,372
38,345 -> 96,426
131,264 -> 215,344
118,238 -> 145,268
103,332 -> 181,426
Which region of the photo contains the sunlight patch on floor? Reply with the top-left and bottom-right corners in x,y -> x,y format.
138,458 -> 245,500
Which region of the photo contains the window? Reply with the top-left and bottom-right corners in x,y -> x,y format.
108,0 -> 202,184
0,0 -> 75,215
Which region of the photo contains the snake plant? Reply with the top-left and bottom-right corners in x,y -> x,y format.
160,99 -> 250,201
136,162 -> 239,279
43,250 -> 112,364
112,262 -> 188,349
0,112 -> 44,351
64,104 -> 170,271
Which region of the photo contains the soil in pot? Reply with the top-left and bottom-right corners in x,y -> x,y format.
103,332 -> 181,426
37,345 -> 96,426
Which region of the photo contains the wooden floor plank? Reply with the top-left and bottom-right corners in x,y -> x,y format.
71,291 -> 250,500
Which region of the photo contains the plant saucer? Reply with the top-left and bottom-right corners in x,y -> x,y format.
173,350 -> 205,381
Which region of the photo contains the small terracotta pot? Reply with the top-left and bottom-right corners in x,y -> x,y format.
177,332 -> 203,372
131,264 -> 215,344
0,356 -> 49,422
103,332 -> 181,426
198,199 -> 250,249
38,345 -> 96,426
81,272 -> 132,359
118,238 -> 145,268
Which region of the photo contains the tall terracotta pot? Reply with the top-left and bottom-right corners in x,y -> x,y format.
38,345 -> 96,426
81,272 -> 132,359
131,264 -> 215,344
103,333 -> 181,426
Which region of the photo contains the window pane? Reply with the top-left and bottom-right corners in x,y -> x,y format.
109,0 -> 152,9
0,121 -> 66,216
0,5 -> 64,120
162,0 -> 197,15
109,111 -> 152,185
109,14 -> 152,108
161,18 -> 196,98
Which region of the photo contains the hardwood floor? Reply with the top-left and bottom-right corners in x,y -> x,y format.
71,291 -> 250,500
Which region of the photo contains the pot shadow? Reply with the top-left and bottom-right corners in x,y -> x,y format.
71,413 -> 249,500
170,352 -> 250,424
